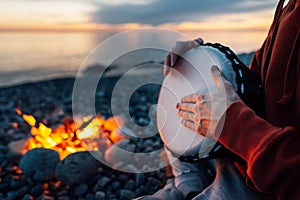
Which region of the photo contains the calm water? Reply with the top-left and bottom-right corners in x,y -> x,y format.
0,30 -> 267,87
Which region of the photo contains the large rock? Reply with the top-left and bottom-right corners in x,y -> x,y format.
19,148 -> 60,181
55,151 -> 101,186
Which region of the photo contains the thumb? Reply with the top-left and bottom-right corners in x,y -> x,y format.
210,65 -> 225,91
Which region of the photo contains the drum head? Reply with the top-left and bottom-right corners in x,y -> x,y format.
157,46 -> 235,157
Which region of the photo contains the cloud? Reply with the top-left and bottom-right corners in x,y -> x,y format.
91,0 -> 277,25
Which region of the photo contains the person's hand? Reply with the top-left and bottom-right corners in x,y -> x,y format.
163,38 -> 203,76
176,65 -> 241,138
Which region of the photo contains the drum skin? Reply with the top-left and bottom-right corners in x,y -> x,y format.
157,46 -> 237,157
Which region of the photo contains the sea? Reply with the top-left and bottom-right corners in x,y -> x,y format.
0,30 -> 267,87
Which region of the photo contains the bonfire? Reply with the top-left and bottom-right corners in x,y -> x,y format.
15,108 -> 125,159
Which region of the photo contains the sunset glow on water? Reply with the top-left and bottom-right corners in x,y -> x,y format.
0,0 -> 278,87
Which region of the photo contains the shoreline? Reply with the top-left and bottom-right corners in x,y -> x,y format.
0,51 -> 254,89
0,66 -> 163,89
0,76 -> 76,90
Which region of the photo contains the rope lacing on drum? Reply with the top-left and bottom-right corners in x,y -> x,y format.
203,43 -> 248,95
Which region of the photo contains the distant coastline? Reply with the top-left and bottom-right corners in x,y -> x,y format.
0,51 -> 255,89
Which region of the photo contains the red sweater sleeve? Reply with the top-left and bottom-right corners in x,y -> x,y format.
218,101 -> 300,199
249,40 -> 266,76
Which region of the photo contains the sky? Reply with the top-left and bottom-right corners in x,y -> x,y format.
0,0 -> 279,32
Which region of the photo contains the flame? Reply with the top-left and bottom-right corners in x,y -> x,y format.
22,114 -> 36,127
78,116 -> 104,139
16,109 -> 126,159
15,108 -> 22,115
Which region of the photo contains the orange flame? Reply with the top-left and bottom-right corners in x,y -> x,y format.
15,108 -> 22,115
78,116 -> 104,139
16,109 -> 125,159
22,114 -> 36,127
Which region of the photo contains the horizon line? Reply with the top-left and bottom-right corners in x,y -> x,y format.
0,27 -> 269,33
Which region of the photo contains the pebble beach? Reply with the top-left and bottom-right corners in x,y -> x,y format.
0,52 -> 254,200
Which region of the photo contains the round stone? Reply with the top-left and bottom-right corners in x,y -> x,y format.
124,180 -> 135,190
119,189 -> 135,200
97,177 -> 110,188
95,191 -> 106,200
22,194 -> 34,200
74,183 -> 88,197
19,148 -> 60,181
55,151 -> 100,186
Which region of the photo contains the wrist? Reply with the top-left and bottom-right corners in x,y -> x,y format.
211,100 -> 244,140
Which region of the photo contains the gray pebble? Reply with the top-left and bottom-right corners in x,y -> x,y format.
135,185 -> 148,197
143,140 -> 153,147
12,133 -> 25,140
30,183 -> 44,196
19,148 -> 60,181
0,144 -> 7,154
0,153 -> 6,164
119,189 -> 135,200
107,193 -> 117,199
118,174 -> 129,183
22,194 -> 34,200
74,183 -> 88,197
57,190 -> 68,197
144,146 -> 153,153
0,183 -> 9,191
10,177 -> 27,189
111,181 -> 120,190
137,118 -> 149,126
26,178 -> 35,185
97,176 -> 110,188
124,179 -> 135,190
87,175 -> 100,186
147,177 -> 161,188
122,164 -> 139,173
85,193 -> 96,200
136,178 -> 181,200
7,191 -> 17,199
58,197 -> 70,200
105,185 -> 114,194
152,141 -> 162,148
95,191 -> 106,200
56,151 -> 100,186
135,173 -> 144,187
